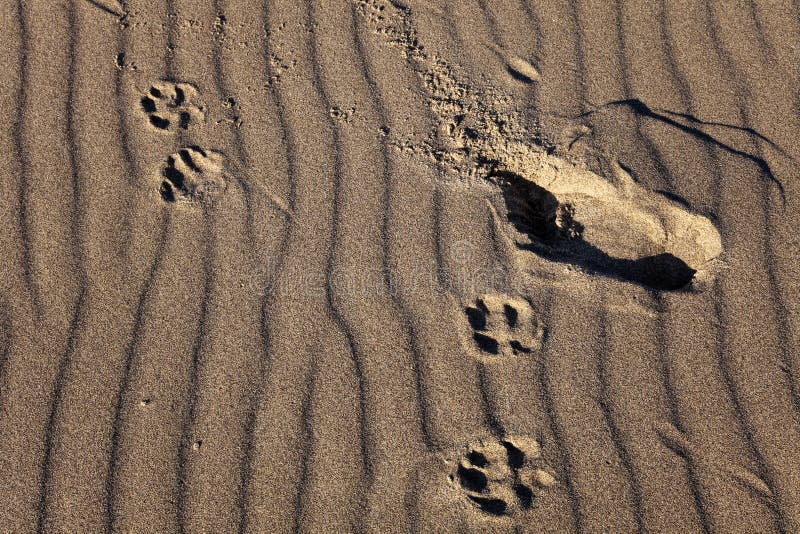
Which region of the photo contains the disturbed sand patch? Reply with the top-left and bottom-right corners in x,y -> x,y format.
354,0 -> 722,291
139,81 -> 205,132
159,146 -> 227,204
445,436 -> 556,517
463,294 -> 545,359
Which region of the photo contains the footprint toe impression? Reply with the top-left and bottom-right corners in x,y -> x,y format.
465,294 -> 544,358
449,436 -> 554,517
140,81 -> 204,132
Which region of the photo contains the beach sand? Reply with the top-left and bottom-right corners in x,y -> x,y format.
1,0 -> 799,531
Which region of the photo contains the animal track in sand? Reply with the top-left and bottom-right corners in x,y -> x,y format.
140,81 -> 204,131
464,295 -> 544,358
448,436 -> 556,517
159,147 -> 226,204
488,160 -> 722,291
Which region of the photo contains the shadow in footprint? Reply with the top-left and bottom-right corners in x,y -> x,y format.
501,440 -> 526,470
494,169 -> 697,291
467,495 -> 507,516
457,464 -> 489,493
472,332 -> 500,354
514,484 -> 533,510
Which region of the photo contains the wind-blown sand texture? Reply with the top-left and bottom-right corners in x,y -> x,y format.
1,0 -> 799,532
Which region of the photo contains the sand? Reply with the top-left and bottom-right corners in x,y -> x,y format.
0,0 -> 799,531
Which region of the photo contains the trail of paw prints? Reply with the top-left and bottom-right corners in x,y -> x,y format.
159,146 -> 227,204
448,436 -> 556,517
465,294 -> 544,358
140,81 -> 205,132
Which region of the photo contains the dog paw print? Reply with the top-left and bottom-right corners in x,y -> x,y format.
464,295 -> 544,357
159,147 -> 227,204
448,437 -> 556,517
140,81 -> 204,131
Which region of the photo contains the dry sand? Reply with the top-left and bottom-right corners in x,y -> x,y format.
1,0 -> 799,531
